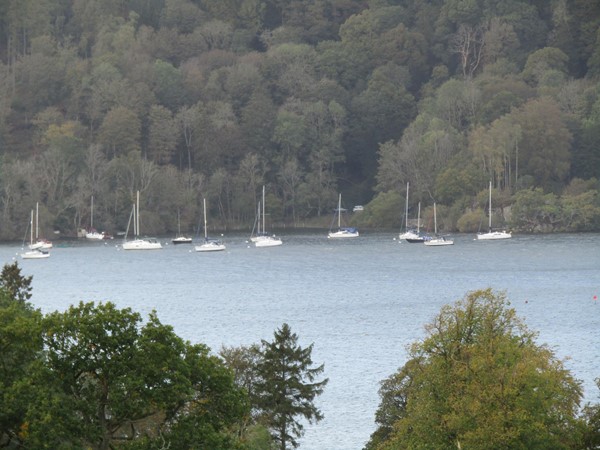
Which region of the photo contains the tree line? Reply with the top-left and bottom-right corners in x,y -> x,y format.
1,0 -> 600,240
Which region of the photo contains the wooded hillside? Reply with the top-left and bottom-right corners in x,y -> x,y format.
1,0 -> 599,238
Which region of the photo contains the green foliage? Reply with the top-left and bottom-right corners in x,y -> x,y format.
434,165 -> 484,205
522,47 -> 569,86
352,190 -> 403,229
456,208 -> 486,233
513,98 -> 572,192
506,183 -> 600,232
0,283 -> 44,448
0,262 -> 33,304
560,190 -> 600,231
1,0 -> 600,236
580,378 -> 600,450
255,323 -> 328,450
367,289 -> 584,450
35,301 -> 248,449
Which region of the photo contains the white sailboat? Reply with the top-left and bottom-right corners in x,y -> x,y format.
328,193 -> 359,238
172,210 -> 192,244
404,202 -> 429,243
195,198 -> 226,252
424,203 -> 454,246
22,210 -> 50,259
253,186 -> 282,247
122,191 -> 162,250
399,182 -> 425,241
29,202 -> 52,250
477,181 -> 512,240
86,196 -> 112,240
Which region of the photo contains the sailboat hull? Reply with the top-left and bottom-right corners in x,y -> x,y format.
477,231 -> 512,240
328,228 -> 359,238
21,249 -> 50,259
195,241 -> 226,252
405,236 -> 427,243
255,236 -> 283,247
424,238 -> 454,246
328,194 -> 359,238
122,239 -> 162,250
478,182 -> 512,240
172,237 -> 192,244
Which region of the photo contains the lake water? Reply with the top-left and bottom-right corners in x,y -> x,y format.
3,232 -> 600,450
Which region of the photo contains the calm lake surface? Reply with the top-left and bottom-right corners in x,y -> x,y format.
3,232 -> 600,450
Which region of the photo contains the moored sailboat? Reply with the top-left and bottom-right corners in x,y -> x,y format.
399,182 -> 420,240
328,193 -> 359,238
195,198 -> 226,252
424,203 -> 454,246
122,191 -> 162,250
22,210 -> 50,259
29,202 -> 52,250
252,186 -> 282,247
86,196 -> 113,240
404,202 -> 429,243
172,210 -> 192,244
477,181 -> 512,240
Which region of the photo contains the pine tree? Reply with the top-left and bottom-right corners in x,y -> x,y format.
256,323 -> 328,450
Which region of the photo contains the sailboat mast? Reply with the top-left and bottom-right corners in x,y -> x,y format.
203,198 -> 208,239
338,194 -> 342,228
262,186 -> 266,234
136,190 -> 140,237
35,202 -> 39,240
433,203 -> 437,235
257,201 -> 261,235
417,202 -> 421,233
90,195 -> 94,229
404,182 -> 409,232
488,180 -> 492,231
30,210 -> 34,245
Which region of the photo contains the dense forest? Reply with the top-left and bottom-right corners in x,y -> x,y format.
1,0 -> 600,240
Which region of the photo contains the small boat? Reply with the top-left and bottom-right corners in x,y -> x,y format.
403,201 -> 429,243
29,203 -> 52,249
424,203 -> 454,246
22,248 -> 50,259
86,196 -> 113,240
122,191 -> 162,250
399,182 -> 419,240
172,236 -> 192,244
252,186 -> 282,247
86,229 -> 113,240
195,198 -> 226,252
477,181 -> 512,240
22,210 -> 50,259
328,194 -> 359,238
172,210 -> 192,244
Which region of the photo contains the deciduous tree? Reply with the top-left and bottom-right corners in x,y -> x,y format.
40,301 -> 248,450
367,289 -> 583,450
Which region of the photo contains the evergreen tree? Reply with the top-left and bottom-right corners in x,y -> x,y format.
255,323 -> 328,450
0,262 -> 33,304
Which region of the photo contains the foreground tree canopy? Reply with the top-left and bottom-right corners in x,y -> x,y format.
3,263 -> 600,448
0,1 -> 600,238
0,262 -> 328,450
366,289 -> 588,450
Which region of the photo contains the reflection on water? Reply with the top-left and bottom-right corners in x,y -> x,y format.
3,232 -> 600,450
